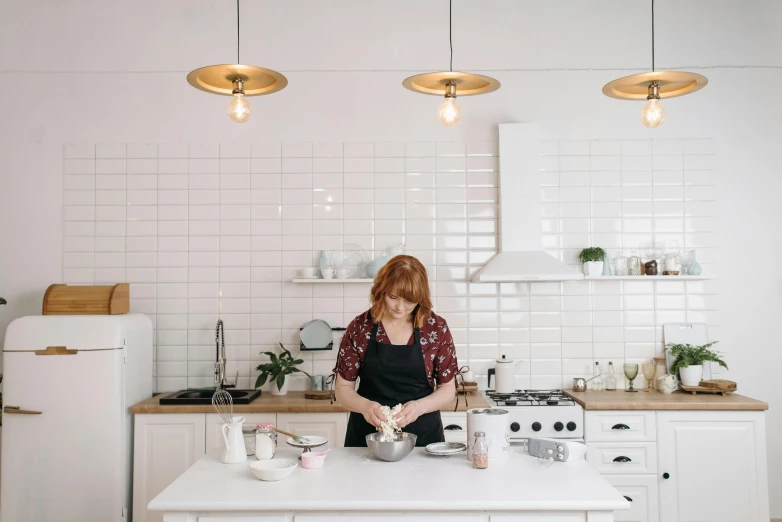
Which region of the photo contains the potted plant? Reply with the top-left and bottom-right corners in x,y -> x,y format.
666,342 -> 728,386
578,247 -> 606,276
254,342 -> 311,396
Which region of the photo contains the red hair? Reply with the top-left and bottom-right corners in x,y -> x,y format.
369,255 -> 432,328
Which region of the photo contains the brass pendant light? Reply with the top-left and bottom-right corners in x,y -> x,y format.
187,0 -> 287,123
403,0 -> 500,126
602,0 -> 707,128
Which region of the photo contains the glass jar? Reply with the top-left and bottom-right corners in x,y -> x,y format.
255,423 -> 277,460
472,431 -> 489,469
241,424 -> 256,456
628,251 -> 642,276
614,253 -> 629,276
591,362 -> 604,391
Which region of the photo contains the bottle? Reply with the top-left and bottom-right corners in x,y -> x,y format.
471,431 -> 489,469
628,250 -> 642,276
591,362 -> 604,391
319,251 -> 329,275
604,362 -> 617,391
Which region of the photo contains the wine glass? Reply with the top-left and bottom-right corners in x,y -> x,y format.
623,363 -> 639,392
641,362 -> 657,392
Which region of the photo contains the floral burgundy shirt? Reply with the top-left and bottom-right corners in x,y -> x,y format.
333,310 -> 459,388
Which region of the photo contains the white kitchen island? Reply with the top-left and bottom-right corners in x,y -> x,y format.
149,446 -> 628,522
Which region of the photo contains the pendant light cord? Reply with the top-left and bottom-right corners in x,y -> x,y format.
449,0 -> 453,72
651,0 -> 655,72
237,0 -> 240,64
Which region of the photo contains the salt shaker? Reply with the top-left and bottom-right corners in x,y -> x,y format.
471,431 -> 489,469
255,423 -> 277,460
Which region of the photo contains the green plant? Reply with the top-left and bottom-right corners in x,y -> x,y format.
578,247 -> 606,263
255,342 -> 312,391
666,342 -> 728,378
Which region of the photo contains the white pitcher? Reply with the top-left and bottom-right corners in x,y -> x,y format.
221,416 -> 248,464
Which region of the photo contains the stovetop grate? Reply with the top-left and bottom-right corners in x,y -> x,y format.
485,389 -> 576,407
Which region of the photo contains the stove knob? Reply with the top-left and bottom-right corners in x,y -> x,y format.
554,422 -> 564,432
510,422 -> 520,432
567,421 -> 577,432
532,422 -> 542,432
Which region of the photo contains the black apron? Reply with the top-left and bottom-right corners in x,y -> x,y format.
344,322 -> 444,447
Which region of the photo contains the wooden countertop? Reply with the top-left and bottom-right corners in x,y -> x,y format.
131,390 -> 489,414
564,389 -> 768,411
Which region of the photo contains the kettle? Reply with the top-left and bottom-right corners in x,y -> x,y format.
487,355 -> 522,393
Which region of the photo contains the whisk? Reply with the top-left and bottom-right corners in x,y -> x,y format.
212,388 -> 234,424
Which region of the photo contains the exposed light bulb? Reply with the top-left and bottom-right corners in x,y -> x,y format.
228,93 -> 252,123
438,98 -> 461,126
640,98 -> 665,128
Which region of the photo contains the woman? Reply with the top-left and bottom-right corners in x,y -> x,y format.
333,255 -> 459,447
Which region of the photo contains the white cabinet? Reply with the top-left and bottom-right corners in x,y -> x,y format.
205,413 -> 276,451
133,414 -> 205,522
295,517 -> 488,522
605,475 -> 659,522
657,411 -> 769,522
276,412 -> 348,449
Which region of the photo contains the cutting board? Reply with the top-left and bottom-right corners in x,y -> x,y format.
662,322 -> 713,381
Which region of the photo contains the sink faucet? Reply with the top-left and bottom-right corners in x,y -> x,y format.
214,319 -> 236,390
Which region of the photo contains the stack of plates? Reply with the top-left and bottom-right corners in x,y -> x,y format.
425,442 -> 467,456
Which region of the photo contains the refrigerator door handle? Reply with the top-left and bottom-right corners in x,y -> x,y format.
4,405 -> 43,415
34,346 -> 79,355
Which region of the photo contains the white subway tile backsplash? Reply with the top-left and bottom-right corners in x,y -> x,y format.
65,139 -> 715,390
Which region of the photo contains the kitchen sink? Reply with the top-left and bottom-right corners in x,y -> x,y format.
159,389 -> 262,405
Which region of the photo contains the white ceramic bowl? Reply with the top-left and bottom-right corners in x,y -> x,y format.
250,458 -> 298,481
320,268 -> 335,279
336,268 -> 351,279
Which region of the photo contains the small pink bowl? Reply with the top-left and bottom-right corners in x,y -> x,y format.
301,451 -> 328,469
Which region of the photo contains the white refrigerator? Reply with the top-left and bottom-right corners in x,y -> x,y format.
1,314 -> 153,522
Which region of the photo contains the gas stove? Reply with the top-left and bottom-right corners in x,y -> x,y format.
483,389 -> 584,440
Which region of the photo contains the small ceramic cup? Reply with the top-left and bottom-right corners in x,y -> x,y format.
298,267 -> 316,278
320,268 -> 335,280
336,268 -> 351,279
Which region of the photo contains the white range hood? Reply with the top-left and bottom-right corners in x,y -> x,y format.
471,123 -> 583,282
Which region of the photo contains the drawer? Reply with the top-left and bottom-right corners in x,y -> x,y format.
587,442 -> 657,474
605,475 -> 659,522
585,411 -> 656,442
441,412 -> 467,443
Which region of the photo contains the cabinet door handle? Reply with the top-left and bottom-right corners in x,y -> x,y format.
4,405 -> 43,415
663,472 -> 671,479
611,423 -> 630,430
623,496 -> 633,502
613,456 -> 632,463
444,424 -> 463,431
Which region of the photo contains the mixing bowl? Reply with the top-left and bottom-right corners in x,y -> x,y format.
366,432 -> 417,462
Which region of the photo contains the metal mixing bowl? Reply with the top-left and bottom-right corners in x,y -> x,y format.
366,432 -> 417,462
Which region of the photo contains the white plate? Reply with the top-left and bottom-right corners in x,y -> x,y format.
425,442 -> 467,456
286,435 -> 328,448
300,319 -> 333,349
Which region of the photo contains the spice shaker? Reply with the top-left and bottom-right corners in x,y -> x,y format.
471,431 -> 489,469
255,423 -> 277,460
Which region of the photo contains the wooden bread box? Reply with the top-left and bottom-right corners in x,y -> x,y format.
42,283 -> 129,315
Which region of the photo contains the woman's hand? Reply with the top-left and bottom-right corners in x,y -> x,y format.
394,400 -> 422,428
361,400 -> 385,427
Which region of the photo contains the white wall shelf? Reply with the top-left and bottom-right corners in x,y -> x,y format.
584,275 -> 714,280
292,279 -> 374,284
